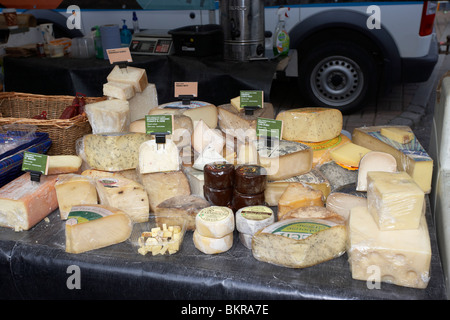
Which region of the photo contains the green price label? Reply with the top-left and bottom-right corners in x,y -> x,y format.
22,151 -> 48,174
256,117 -> 283,138
145,114 -> 173,135
240,90 -> 263,109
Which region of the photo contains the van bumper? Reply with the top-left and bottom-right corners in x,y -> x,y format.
401,36 -> 439,83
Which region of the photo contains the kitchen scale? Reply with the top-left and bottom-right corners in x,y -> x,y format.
129,29 -> 174,55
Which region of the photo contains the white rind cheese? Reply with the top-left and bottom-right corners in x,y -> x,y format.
195,206 -> 235,239
193,230 -> 233,254
85,99 -> 130,134
236,206 -> 274,235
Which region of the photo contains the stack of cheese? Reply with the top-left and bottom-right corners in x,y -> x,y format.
193,206 -> 235,254
232,164 -> 267,211
203,161 -> 235,207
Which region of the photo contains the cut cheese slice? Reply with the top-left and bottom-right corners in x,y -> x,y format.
380,127 -> 414,144
325,192 -> 367,220
252,218 -> 347,268
106,65 -> 148,93
95,176 -> 149,223
367,171 -> 425,231
235,205 -> 274,235
276,107 -> 343,142
278,182 -> 324,220
297,133 -> 351,167
279,206 -> 344,222
356,151 -> 397,191
348,206 -> 431,289
138,138 -> 180,174
0,172 -> 59,231
103,81 -> 135,100
352,125 -> 433,193
85,99 -> 130,134
193,230 -> 233,255
65,204 -> 133,254
47,155 -> 82,175
330,142 -> 372,169
195,206 -> 235,238
55,174 -> 98,220
256,139 -> 313,181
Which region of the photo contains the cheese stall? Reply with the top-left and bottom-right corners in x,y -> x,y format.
0,63 -> 446,300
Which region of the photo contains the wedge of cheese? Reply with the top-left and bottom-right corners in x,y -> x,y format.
47,155 -> 82,175
356,151 -> 397,191
367,171 -> 425,231
55,174 -> 98,220
106,65 -> 148,93
330,142 -> 372,169
256,139 -> 313,181
352,125 -> 433,193
138,138 -> 180,174
276,107 -> 343,142
103,81 -> 135,100
348,206 -> 431,289
0,172 -> 59,231
297,133 -> 351,167
252,218 -> 347,268
95,176 -> 149,223
278,182 -> 324,220
380,127 -> 414,144
65,204 -> 133,254
85,99 -> 130,134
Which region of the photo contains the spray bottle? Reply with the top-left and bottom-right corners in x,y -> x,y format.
273,7 -> 290,56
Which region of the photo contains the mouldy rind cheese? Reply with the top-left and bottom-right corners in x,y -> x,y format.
0,172 -> 59,231
256,139 -> 313,181
348,206 -> 431,289
193,230 -> 233,254
367,171 -> 425,231
138,139 -> 180,174
277,182 -> 324,220
55,174 -> 98,220
85,99 -> 130,134
318,161 -> 358,192
106,65 -> 148,93
65,204 -> 132,254
252,218 -> 347,268
275,107 -> 343,142
79,132 -> 151,172
352,125 -> 433,193
356,151 -> 397,191
235,205 -> 274,235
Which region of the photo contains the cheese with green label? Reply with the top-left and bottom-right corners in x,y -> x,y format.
252,218 -> 347,268
65,204 -> 133,254
236,205 -> 274,235
138,138 -> 180,174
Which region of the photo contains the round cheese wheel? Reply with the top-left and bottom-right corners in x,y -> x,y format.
204,161 -> 235,189
234,164 -> 267,195
236,205 -> 274,235
195,206 -> 235,238
193,230 -> 233,254
232,189 -> 265,212
239,232 -> 252,249
203,185 -> 233,207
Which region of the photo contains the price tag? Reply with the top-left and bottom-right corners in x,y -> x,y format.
107,47 -> 133,65
174,82 -> 198,98
240,90 -> 264,109
256,118 -> 283,139
22,151 -> 49,181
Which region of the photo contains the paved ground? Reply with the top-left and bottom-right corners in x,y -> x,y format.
270,10 -> 450,152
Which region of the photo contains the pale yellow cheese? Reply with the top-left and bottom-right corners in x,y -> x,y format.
277,182 -> 324,220
380,127 -> 414,144
128,83 -> 159,122
106,65 -> 148,93
193,230 -> 233,254
138,139 -> 180,174
367,171 -> 425,231
47,155 -> 82,175
103,81 -> 135,100
85,99 -> 130,134
195,206 -> 235,239
330,142 -> 372,168
348,206 -> 431,289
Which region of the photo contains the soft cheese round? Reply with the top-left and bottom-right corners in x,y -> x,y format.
195,206 -> 235,238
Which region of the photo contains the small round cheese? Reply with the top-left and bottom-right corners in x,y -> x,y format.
235,206 -> 274,235
196,206 -> 235,238
193,230 -> 233,254
238,232 -> 253,249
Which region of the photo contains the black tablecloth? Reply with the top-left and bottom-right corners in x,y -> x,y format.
0,196 -> 446,300
3,54 -> 278,106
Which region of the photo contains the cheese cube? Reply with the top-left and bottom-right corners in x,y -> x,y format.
330,142 -> 372,168
85,99 -> 130,134
55,174 -> 98,220
276,107 -> 343,142
138,139 -> 180,174
0,172 -> 59,231
106,65 -> 148,93
277,182 -> 324,220
348,206 -> 431,289
367,171 -> 425,231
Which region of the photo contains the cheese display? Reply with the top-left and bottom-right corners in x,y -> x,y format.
265,169 -> 331,206
325,192 -> 367,220
195,206 -> 235,238
47,155 -> 82,175
193,229 -> 233,254
55,174 -> 98,220
139,170 -> 191,212
128,83 -> 159,122
0,172 -> 59,231
348,206 -> 431,289
330,142 -> 372,169
65,204 -> 133,254
352,125 -> 433,193
256,139 -> 313,181
277,182 -> 324,219
103,81 -> 135,100
79,133 -> 151,172
356,151 -> 397,191
95,176 -> 150,223
155,194 -> 210,231
106,65 -> 148,93
149,101 -> 218,129
252,218 -> 347,268
298,133 -> 351,167
275,107 -> 343,142
85,99 -> 130,134
367,171 -> 425,231
138,138 -> 180,174
192,119 -> 225,154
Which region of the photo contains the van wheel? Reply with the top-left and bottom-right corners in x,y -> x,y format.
298,40 -> 378,113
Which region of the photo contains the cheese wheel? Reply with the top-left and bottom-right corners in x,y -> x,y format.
195,206 -> 235,238
232,189 -> 265,212
235,205 -> 274,235
204,161 -> 235,189
234,164 -> 267,195
193,230 -> 233,254
203,185 -> 233,207
239,232 -> 253,249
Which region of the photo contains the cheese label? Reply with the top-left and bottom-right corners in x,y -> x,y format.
66,205 -> 113,225
22,151 -> 49,175
240,206 -> 273,221
261,219 -> 336,240
256,117 -> 282,138
197,206 -> 231,222
240,90 -> 263,109
145,114 -> 173,135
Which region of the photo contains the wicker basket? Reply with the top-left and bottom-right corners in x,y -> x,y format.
0,92 -> 105,155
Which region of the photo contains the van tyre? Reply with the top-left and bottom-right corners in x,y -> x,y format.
298,39 -> 379,114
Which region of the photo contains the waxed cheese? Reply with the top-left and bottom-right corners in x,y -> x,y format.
348,206 -> 431,289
